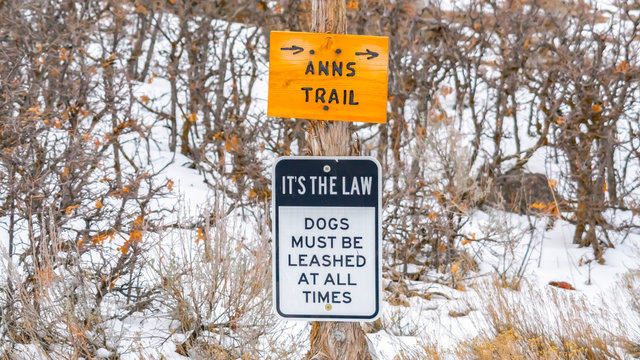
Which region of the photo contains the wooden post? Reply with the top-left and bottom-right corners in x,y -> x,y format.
305,1 -> 373,359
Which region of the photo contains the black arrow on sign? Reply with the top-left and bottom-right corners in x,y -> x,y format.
355,49 -> 379,60
281,45 -> 304,55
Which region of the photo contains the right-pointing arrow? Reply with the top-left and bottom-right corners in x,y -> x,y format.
281,45 -> 304,55
355,49 -> 379,60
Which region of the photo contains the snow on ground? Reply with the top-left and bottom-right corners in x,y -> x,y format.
110,150 -> 637,359
366,210 -> 640,358
2,4 -> 639,358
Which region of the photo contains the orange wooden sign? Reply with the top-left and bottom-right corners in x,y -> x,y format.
268,31 -> 389,124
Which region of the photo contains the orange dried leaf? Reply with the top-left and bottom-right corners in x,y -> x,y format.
548,281 -> 575,290
529,202 -> 546,210
196,227 -> 206,244
346,0 -> 359,10
140,95 -> 149,104
95,200 -> 103,209
129,230 -> 143,243
432,190 -> 444,203
548,179 -> 558,189
167,180 -> 174,191
132,215 -> 144,228
135,4 -> 148,14
65,204 -> 80,215
592,104 -> 602,113
92,233 -> 109,245
428,212 -> 438,221
248,189 -> 258,198
58,48 -> 68,61
615,61 -> 629,74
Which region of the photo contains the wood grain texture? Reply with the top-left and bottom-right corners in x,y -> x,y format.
304,1 -> 375,360
307,321 -> 373,360
268,31 -> 388,124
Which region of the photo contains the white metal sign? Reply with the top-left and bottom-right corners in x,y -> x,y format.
272,156 -> 381,321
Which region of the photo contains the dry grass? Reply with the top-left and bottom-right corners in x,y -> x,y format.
0,225 -> 108,359
456,329 -> 592,360
150,196 -> 300,359
465,278 -> 629,359
619,270 -> 640,358
411,275 -> 640,359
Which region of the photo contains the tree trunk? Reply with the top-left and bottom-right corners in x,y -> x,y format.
305,1 -> 373,360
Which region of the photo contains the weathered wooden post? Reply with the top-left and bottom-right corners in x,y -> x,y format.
305,1 -> 373,360
269,0 -> 388,358
305,0 -> 352,155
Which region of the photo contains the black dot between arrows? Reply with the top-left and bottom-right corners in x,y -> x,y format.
309,50 -> 315,54
336,49 -> 341,54
323,105 -> 329,111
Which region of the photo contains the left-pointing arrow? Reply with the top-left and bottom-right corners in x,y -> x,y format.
281,45 -> 304,55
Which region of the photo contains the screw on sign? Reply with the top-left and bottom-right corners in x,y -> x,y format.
268,31 -> 389,124
272,157 -> 382,321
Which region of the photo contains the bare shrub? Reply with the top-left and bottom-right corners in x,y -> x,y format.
150,196 -> 287,358
0,223 -> 131,358
365,0 -> 640,267
486,172 -> 559,216
523,0 -> 640,260
1,0 -> 640,355
0,1 -> 169,355
383,120 -> 483,286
